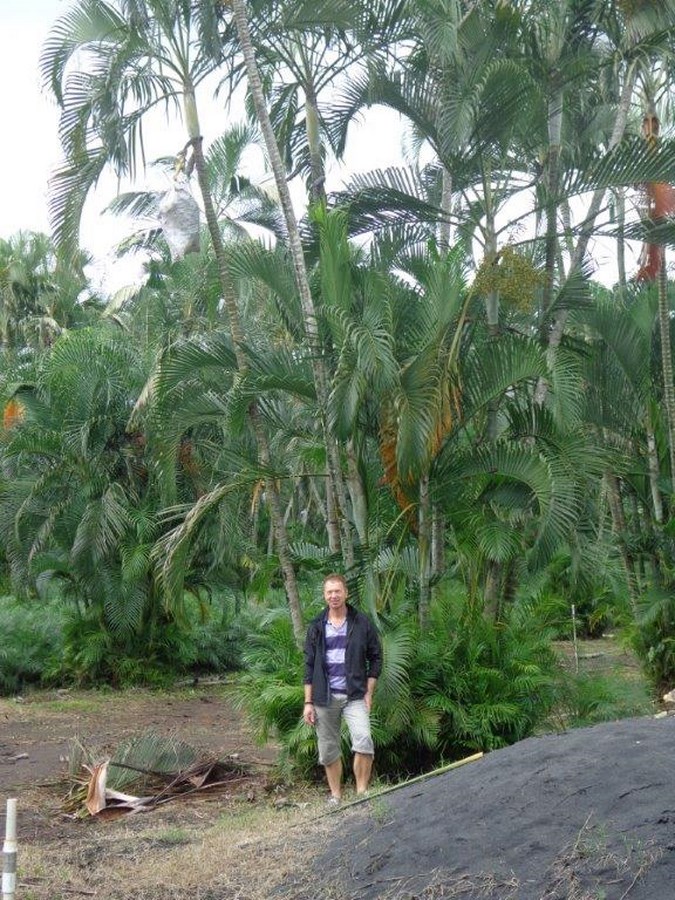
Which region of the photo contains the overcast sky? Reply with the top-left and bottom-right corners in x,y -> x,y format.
2,0 -> 65,238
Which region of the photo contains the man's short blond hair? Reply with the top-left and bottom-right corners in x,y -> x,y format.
323,572 -> 347,590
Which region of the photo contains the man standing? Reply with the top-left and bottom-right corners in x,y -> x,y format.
303,573 -> 382,803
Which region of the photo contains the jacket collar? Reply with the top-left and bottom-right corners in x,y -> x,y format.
320,602 -> 355,623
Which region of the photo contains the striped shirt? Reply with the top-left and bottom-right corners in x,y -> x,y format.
325,619 -> 348,694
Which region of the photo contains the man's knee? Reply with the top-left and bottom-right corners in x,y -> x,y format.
323,755 -> 341,768
344,699 -> 374,756
351,735 -> 374,755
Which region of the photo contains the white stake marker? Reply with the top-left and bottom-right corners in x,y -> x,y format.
2,798 -> 17,900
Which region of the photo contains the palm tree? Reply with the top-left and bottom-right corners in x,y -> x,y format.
0,329 -> 169,674
635,97 -> 675,496
0,231 -> 97,351
42,0 -> 306,641
229,0 -> 362,570
39,0 -> 675,641
305,204 -> 590,621
106,122 -> 284,260
535,0 -> 675,403
223,0 -> 348,204
147,291 -> 322,599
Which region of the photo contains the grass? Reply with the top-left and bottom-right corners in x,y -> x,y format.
543,814 -> 663,900
1,681 -> 239,716
551,636 -> 656,729
18,796 -> 345,900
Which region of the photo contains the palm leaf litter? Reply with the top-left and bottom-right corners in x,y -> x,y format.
64,731 -> 251,818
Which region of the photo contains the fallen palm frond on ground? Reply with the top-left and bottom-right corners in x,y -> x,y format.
64,731 -> 251,818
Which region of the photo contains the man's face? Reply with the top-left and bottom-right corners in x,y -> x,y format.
323,578 -> 348,612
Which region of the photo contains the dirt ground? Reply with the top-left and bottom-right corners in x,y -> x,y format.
0,681 -> 278,838
1,679 -> 674,899
0,681 -> 276,791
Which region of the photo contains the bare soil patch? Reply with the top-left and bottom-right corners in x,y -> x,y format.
0,682 -> 279,844
0,681 -> 275,791
0,681 -> 344,899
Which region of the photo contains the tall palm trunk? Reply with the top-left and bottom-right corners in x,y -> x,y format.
231,0 -> 355,570
605,471 -> 639,611
430,167 -> 453,585
302,71 -> 342,554
438,167 -> 453,252
647,425 -> 663,524
542,89 -> 563,324
431,503 -> 445,578
615,188 -> 627,299
636,100 -> 675,497
324,475 -> 341,554
657,255 -> 675,494
418,474 -> 431,627
484,188 -> 500,444
346,441 -> 368,544
183,85 -> 304,644
305,80 -> 326,205
534,63 -> 637,406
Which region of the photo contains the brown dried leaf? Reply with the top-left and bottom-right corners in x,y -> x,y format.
85,761 -> 109,816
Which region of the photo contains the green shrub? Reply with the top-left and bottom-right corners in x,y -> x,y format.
236,606 -> 311,779
0,595 -> 65,694
50,588 -> 251,687
373,588 -> 563,776
555,671 -> 654,727
517,551 -> 631,639
628,586 -> 675,691
52,608 -> 178,687
237,584 -> 567,782
187,590 -> 250,673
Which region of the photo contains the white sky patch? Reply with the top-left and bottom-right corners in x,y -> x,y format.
1,1 -> 64,236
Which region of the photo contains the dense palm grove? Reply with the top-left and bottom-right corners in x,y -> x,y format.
1,0 -> 675,777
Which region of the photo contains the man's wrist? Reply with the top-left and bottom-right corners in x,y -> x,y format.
304,701 -> 314,706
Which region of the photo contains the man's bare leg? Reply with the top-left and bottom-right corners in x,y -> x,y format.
325,758 -> 343,799
353,752 -> 373,794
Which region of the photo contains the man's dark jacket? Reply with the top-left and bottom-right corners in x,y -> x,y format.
304,604 -> 382,706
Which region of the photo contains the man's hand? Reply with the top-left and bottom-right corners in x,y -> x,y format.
303,702 -> 316,725
365,678 -> 377,712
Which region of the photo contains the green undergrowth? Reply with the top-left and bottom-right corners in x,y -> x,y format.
0,595 -> 65,694
238,589 -> 657,783
0,589 -> 249,694
550,637 -> 655,729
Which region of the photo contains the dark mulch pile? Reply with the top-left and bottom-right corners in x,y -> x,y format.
285,716 -> 675,899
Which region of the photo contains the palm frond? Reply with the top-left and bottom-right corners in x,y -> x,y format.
71,484 -> 131,567
333,166 -> 442,238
